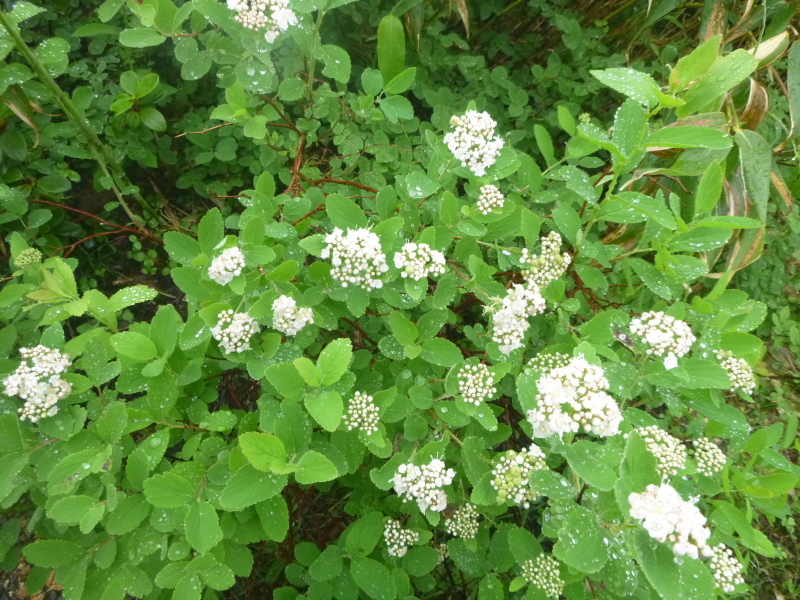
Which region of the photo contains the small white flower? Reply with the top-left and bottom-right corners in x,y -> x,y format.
521,555 -> 563,599
393,242 -> 446,281
519,232 -> 571,289
714,350 -> 756,394
227,0 -> 297,42
211,310 -> 260,354
383,519 -> 419,557
321,227 -> 389,290
629,483 -> 711,559
476,184 -> 505,215
341,392 -> 380,435
3,346 -> 72,422
457,364 -> 496,406
708,544 -> 744,593
489,283 -> 546,354
527,356 -> 622,438
208,247 -> 246,286
393,458 -> 455,513
444,110 -> 505,177
630,312 -> 695,367
272,295 -> 313,336
444,503 -> 479,539
638,425 -> 687,477
490,445 -> 548,508
693,438 -> 726,476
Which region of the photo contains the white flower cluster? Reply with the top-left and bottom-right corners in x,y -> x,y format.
321,227 -> 389,290
211,310 -> 260,354
490,445 -> 548,508
208,247 -> 245,286
708,544 -> 744,593
714,350 -> 756,394
383,519 -> 419,557
476,184 -> 505,215
527,356 -> 622,438
435,542 -> 448,564
694,438 -> 726,476
15,248 -> 43,268
3,346 -> 72,422
520,232 -> 571,289
341,391 -> 379,435
444,110 -> 505,177
525,352 -> 571,376
630,311 -> 696,370
521,555 -> 564,599
272,295 -> 313,336
226,0 -> 298,43
393,458 -> 455,513
628,483 -> 712,559
490,283 -> 546,354
444,504 -> 479,539
457,364 -> 496,405
638,425 -> 687,477
393,242 -> 446,281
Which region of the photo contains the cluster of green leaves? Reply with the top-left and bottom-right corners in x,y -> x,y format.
1,0 -> 799,599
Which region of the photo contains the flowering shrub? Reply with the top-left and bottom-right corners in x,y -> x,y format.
0,1 -> 797,600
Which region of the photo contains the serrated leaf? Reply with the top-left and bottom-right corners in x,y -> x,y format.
185,500 -> 222,554
317,338 -> 352,386
294,450 -> 338,484
239,432 -> 286,471
143,472 -> 195,508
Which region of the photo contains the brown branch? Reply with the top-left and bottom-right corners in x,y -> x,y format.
30,199 -> 162,243
301,176 -> 378,194
174,122 -> 233,138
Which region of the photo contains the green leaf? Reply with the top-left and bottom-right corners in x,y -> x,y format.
552,202 -> 582,244
711,501 -> 778,556
420,338 -> 462,367
198,208 -> 224,255
670,36 -> 721,91
552,506 -> 607,573
239,432 -> 287,472
613,192 -> 677,230
143,472 -> 196,508
693,216 -> 762,229
695,161 -> 724,213
185,500 -> 223,554
326,193 -> 367,229
294,357 -> 321,387
105,494 -> 150,535
387,311 -> 418,346
403,547 -> 441,577
734,129 -> 771,222
534,124 -> 555,166
256,495 -> 289,542
265,363 -> 307,401
559,440 -> 617,491
377,14 -> 406,84
633,530 -> 715,599
670,228 -> 732,252
304,391 -> 343,432
109,284 -> 158,310
346,511 -> 385,557
294,450 -> 338,484
220,465 -> 287,510
557,105 -> 576,136
309,546 -> 343,581
629,257 -> 673,300
119,28 -> 165,48
95,402 -> 128,443
677,49 -> 759,118
383,67 -> 416,95
136,72 -> 159,97
24,540 -> 84,568
590,68 -> 663,108
646,126 -> 731,150
317,338 -> 352,386
110,331 -> 157,362
319,44 -> 351,83
380,95 -> 414,123
350,556 -> 397,600
48,495 -> 98,525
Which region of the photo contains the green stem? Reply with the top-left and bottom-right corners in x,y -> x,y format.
0,10 -> 155,232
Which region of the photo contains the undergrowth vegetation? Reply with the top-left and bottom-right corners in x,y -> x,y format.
0,0 -> 798,599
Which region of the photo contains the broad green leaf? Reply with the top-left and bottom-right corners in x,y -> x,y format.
387,311 -> 418,346
184,500 -> 223,554
143,472 -> 196,508
693,216 -> 762,229
552,506 -> 608,573
319,44 -> 351,83
711,501 -> 778,556
383,67 -> 416,95
317,338 -> 352,386
613,192 -> 677,230
646,126 -> 731,150
24,540 -> 84,568
304,391 -> 343,432
552,202 -> 582,244
670,36 -> 721,91
377,14 -> 405,84
48,495 -> 98,525
294,450 -> 338,484
265,363 -> 307,401
294,357 -> 321,387
326,193 -> 367,229
694,161 -> 724,213
734,129 -> 771,222
591,68 -> 663,107
420,338 -> 462,367
351,556 -> 397,600
239,432 -> 286,471
110,331 -> 157,361
677,50 -> 758,117
309,545 -> 343,581
220,465 -> 287,510
119,28 -> 165,48
256,495 -> 289,542
629,258 -> 673,300
403,547 -> 441,577
346,511 -> 384,557
670,228 -> 732,252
